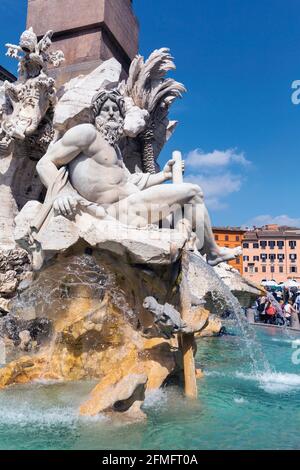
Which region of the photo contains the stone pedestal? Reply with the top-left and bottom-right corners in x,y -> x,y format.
26,0 -> 139,86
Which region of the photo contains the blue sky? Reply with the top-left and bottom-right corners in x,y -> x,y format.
1,0 -> 300,228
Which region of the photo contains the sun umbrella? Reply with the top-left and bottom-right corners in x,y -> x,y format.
263,280 -> 279,287
283,279 -> 299,288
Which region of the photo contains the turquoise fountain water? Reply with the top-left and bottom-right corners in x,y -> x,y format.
0,328 -> 299,450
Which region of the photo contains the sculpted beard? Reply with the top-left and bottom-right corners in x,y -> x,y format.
95,115 -> 124,146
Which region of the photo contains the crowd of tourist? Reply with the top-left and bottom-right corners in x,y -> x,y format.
254,286 -> 300,327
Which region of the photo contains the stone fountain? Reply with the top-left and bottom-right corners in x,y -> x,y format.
0,28 -> 263,421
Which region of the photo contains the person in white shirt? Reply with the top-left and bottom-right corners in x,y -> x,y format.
284,300 -> 296,326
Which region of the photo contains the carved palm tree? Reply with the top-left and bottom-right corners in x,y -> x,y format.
125,48 -> 186,173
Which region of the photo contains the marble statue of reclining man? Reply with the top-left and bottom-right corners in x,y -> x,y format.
35,89 -> 240,267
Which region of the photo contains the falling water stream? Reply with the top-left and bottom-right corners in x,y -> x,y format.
188,254 -> 273,377
7,255 -> 135,377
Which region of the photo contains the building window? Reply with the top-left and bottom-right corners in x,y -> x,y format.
268,241 -> 275,249
245,267 -> 248,272
253,256 -> 259,261
269,254 -> 276,262
277,241 -> 284,249
260,253 -> 267,261
236,236 -> 239,242
260,241 -> 267,249
236,258 -> 240,264
289,254 -> 297,262
248,264 -> 255,274
278,254 -> 285,262
289,241 -> 297,249
253,243 -> 259,249
215,235 -> 219,241
225,235 -> 229,241
243,242 -> 249,249
255,267 -> 258,273
262,266 -> 266,273
290,266 -> 297,273
279,266 -> 284,273
270,266 -> 275,273
243,256 -> 249,261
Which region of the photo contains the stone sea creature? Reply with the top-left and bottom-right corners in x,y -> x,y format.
143,296 -> 186,339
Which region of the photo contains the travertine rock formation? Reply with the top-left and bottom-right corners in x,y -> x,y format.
214,262 -> 264,307
0,248 -> 31,314
0,251 -> 184,419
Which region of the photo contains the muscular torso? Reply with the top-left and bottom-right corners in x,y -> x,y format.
68,130 -> 140,205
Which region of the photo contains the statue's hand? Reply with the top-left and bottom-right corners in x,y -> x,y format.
163,159 -> 176,180
163,159 -> 185,180
53,194 -> 80,217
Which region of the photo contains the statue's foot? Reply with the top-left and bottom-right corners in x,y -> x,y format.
207,246 -> 242,267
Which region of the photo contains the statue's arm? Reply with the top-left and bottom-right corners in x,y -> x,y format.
144,159 -> 181,187
121,160 -> 167,188
144,171 -> 169,187
126,162 -> 174,190
36,124 -> 97,188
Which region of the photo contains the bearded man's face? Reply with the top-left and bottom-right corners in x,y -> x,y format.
95,98 -> 124,145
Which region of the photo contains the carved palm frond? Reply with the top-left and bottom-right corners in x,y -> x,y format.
148,77 -> 185,113
125,55 -> 144,100
125,48 -> 186,173
126,48 -> 185,113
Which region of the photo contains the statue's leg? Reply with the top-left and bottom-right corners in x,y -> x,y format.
186,192 -> 241,265
106,183 -> 200,228
107,183 -> 241,266
201,205 -> 242,266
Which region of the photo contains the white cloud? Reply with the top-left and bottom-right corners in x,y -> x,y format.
244,214 -> 300,229
184,148 -> 249,211
193,173 -> 242,198
185,148 -> 250,170
185,172 -> 242,210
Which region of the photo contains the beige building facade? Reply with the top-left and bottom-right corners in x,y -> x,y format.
242,225 -> 300,284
